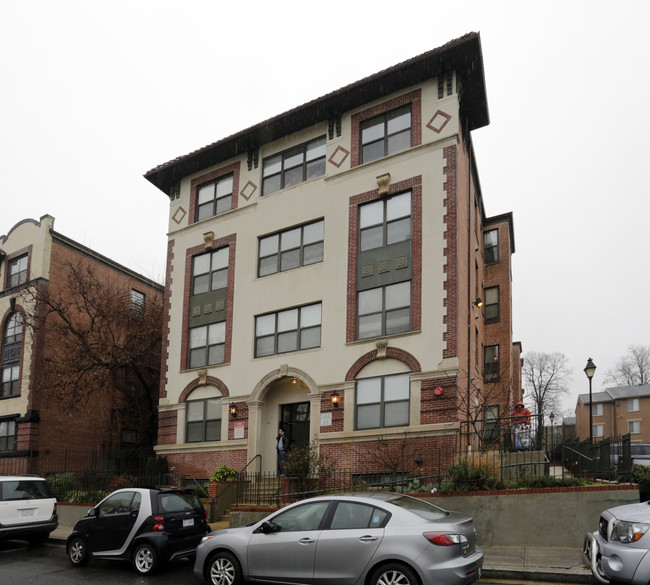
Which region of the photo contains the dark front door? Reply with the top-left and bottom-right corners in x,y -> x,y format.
280,402 -> 310,448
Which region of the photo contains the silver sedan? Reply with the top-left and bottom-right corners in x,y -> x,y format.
194,492 -> 483,585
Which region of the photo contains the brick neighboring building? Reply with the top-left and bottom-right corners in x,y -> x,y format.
576,385 -> 650,442
0,215 -> 164,474
145,32 -> 522,479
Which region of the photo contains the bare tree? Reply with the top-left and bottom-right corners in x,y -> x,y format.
522,351 -> 572,446
604,345 -> 650,387
20,261 -> 163,447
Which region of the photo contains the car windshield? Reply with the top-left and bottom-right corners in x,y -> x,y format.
389,496 -> 448,520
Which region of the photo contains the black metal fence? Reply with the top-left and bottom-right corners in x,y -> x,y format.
2,431 -> 634,506
0,446 -> 172,503
560,434 -> 633,481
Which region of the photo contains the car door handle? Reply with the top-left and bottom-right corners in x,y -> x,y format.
299,538 -> 316,544
359,536 -> 378,542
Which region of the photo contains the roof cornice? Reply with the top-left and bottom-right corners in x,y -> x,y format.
144,32 -> 488,195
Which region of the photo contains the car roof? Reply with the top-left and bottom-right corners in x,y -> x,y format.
0,475 -> 47,481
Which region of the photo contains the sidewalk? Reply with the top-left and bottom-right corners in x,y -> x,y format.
50,524 -> 595,583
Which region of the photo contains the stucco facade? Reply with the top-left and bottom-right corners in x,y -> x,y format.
146,33 -> 521,478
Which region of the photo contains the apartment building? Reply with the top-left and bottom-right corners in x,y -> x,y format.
145,32 -> 521,478
0,215 -> 164,474
576,385 -> 650,442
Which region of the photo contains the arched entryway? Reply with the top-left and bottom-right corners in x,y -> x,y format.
249,368 -> 320,474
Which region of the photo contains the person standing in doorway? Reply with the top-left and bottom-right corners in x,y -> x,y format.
276,428 -> 288,476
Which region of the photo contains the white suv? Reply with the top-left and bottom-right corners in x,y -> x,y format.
0,475 -> 58,543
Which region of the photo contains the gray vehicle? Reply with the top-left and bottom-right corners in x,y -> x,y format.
583,501 -> 650,584
194,492 -> 483,585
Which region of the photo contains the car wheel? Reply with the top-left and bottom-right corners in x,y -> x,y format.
370,562 -> 419,585
132,542 -> 159,575
68,536 -> 89,567
207,551 -> 242,585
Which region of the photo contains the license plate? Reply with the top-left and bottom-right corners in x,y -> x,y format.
19,509 -> 36,517
183,518 -> 194,527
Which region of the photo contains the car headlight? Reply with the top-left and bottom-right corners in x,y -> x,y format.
200,535 -> 214,545
611,521 -> 650,543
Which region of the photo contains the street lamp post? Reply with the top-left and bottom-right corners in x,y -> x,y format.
549,411 -> 555,461
584,358 -> 597,443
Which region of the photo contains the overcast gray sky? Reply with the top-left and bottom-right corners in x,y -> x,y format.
2,1 -> 648,415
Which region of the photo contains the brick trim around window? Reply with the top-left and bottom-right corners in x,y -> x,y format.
188,161 -> 241,224
180,234 -> 236,371
350,89 -> 422,167
346,176 -> 422,343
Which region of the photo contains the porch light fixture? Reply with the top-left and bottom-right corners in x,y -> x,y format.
472,297 -> 483,307
229,402 -> 238,418
584,358 -> 596,443
331,390 -> 340,407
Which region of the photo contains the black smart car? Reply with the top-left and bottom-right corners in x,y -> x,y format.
66,487 -> 209,575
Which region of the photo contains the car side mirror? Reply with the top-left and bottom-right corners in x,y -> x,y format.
254,521 -> 278,534
86,508 -> 97,518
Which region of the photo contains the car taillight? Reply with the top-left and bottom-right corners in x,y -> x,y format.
424,532 -> 468,546
153,516 -> 165,531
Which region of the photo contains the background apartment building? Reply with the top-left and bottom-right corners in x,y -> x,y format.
145,32 -> 522,479
576,385 -> 650,442
0,215 -> 163,474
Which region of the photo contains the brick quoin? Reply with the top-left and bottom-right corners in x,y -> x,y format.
160,238 -> 174,400
443,145 -> 458,359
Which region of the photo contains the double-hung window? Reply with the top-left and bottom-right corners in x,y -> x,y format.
193,248 -> 228,295
186,397 -> 221,443
0,418 -> 16,451
484,286 -> 499,322
359,191 -> 411,252
1,312 -> 22,398
592,403 -> 603,417
130,289 -> 145,312
262,136 -> 326,195
259,220 -> 324,276
356,373 -> 410,429
484,345 -> 500,381
360,105 -> 411,164
196,174 -> 234,221
358,282 -> 410,339
628,420 -> 641,435
188,246 -> 229,369
255,303 -> 321,357
484,229 -> 499,263
8,255 -> 28,288
628,398 -> 640,412
189,322 -> 226,369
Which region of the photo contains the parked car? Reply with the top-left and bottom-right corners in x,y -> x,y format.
66,487 -> 209,575
583,501 -> 650,584
0,475 -> 58,543
194,492 -> 483,585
